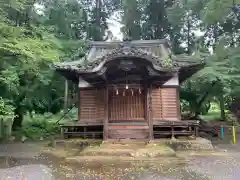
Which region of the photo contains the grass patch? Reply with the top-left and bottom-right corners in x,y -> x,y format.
201,111 -> 221,121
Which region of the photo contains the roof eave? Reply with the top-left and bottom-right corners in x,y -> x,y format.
178,63 -> 206,83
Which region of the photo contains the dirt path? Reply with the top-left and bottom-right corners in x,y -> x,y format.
0,141 -> 239,179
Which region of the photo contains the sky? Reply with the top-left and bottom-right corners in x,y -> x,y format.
106,12 -> 123,40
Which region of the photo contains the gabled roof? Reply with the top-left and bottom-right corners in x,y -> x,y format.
54,39 -> 205,83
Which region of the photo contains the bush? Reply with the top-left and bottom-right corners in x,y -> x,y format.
0,98 -> 14,118
14,118 -> 61,141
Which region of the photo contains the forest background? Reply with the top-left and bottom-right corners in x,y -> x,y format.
0,0 -> 240,139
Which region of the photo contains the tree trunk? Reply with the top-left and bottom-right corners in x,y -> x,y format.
29,111 -> 33,119
219,92 -> 226,121
191,80 -> 220,120
12,107 -> 24,131
187,16 -> 191,55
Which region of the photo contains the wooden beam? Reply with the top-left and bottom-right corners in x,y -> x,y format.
104,83 -> 109,141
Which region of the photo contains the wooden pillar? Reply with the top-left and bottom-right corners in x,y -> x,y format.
171,125 -> 175,139
78,87 -> 81,121
147,84 -> 153,141
60,127 -> 64,139
195,126 -> 199,137
145,85 -> 149,124
0,118 -> 3,139
83,127 -> 87,139
104,84 -> 109,140
176,86 -> 181,120
64,79 -> 69,112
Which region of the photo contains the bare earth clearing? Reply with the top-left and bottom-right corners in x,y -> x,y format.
0,138 -> 239,180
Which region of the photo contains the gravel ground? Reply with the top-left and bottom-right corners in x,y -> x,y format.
0,141 -> 239,180
0,164 -> 54,180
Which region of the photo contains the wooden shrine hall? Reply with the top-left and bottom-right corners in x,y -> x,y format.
54,39 -> 205,140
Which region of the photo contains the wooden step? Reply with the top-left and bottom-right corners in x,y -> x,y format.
108,129 -> 149,139
109,125 -> 149,130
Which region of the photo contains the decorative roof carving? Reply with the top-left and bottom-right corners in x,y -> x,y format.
78,46 -> 172,71
54,39 -> 205,75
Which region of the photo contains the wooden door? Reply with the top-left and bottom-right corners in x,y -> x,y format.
109,88 -> 145,121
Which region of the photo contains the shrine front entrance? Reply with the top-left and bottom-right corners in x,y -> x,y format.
108,87 -> 145,122
107,86 -> 151,139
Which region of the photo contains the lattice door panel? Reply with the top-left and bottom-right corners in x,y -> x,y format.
109,88 -> 145,120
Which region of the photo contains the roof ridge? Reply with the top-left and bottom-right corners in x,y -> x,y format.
89,39 -> 170,48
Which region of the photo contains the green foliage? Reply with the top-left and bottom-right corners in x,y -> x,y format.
0,0 -> 240,131
14,117 -> 61,141
200,0 -> 240,24
0,0 -> 92,130
0,98 -> 15,118
200,112 -> 221,121
121,0 -> 141,40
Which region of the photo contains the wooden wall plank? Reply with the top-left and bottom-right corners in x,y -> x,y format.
79,88 -> 105,122
161,88 -> 178,121
152,88 -> 163,120
151,88 -> 179,121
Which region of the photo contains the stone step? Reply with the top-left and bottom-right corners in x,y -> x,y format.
105,139 -> 149,143
65,155 -> 182,164
80,143 -> 176,157
80,147 -> 136,156
100,143 -> 146,150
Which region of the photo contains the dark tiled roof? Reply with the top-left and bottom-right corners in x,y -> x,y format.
54,39 -> 204,73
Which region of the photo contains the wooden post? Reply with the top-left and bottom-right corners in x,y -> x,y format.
64,79 -> 68,112
0,118 -> 3,139
171,126 -> 175,139
145,86 -> 148,125
78,88 -> 80,121
104,84 -> 109,141
83,127 -> 87,139
195,126 -> 199,137
176,86 -> 181,120
60,127 -> 64,139
148,84 -> 153,141
5,119 -> 12,140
